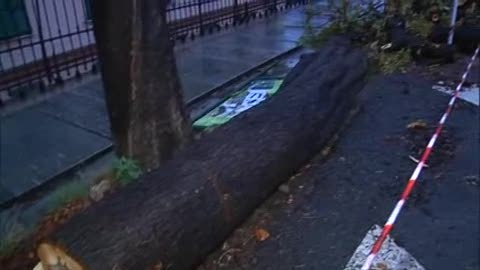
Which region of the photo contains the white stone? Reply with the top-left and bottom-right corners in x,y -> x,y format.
89,179 -> 112,202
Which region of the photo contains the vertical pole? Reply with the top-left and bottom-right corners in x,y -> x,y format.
264,0 -> 268,17
244,2 -> 249,23
34,0 -> 53,84
198,0 -> 204,35
448,0 -> 458,45
233,0 -> 239,24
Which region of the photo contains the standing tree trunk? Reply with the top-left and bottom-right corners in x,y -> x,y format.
92,0 -> 192,170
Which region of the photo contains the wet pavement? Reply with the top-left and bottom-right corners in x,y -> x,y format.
0,6 -> 329,205
200,73 -> 479,270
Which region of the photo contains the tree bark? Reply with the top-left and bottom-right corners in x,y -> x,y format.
39,38 -> 368,270
92,0 -> 192,170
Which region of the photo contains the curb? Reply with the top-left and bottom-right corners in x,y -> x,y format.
0,45 -> 303,210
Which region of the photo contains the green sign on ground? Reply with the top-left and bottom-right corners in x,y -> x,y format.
193,79 -> 284,128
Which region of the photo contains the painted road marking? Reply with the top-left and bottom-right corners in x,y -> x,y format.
345,225 -> 425,270
434,83 -> 479,106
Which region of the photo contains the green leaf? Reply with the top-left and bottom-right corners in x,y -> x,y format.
113,157 -> 143,186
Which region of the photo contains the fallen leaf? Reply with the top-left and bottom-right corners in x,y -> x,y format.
255,228 -> 270,242
152,262 -> 163,270
407,120 -> 428,130
322,146 -> 332,157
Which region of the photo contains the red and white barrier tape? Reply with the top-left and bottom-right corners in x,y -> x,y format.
361,46 -> 480,270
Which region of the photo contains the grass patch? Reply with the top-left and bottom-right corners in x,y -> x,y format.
46,180 -> 89,212
0,209 -> 31,258
0,156 -> 142,259
113,157 -> 142,186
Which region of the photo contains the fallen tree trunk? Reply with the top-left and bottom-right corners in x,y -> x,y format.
38,38 -> 368,270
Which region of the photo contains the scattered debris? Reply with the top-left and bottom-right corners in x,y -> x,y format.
321,146 -> 332,156
403,125 -> 455,167
287,195 -> 294,204
464,175 -> 479,186
217,248 -> 241,267
278,184 -> 290,194
434,172 -> 444,180
408,155 -> 430,168
407,120 -> 428,130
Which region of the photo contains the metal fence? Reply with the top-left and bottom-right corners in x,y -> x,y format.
0,0 -> 308,104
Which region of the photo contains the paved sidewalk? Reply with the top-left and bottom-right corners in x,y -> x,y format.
0,6 -> 329,205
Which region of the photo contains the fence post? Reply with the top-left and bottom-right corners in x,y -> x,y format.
233,0 -> 239,25
263,0 -> 268,17
244,2 -> 249,23
198,0 -> 204,35
34,0 -> 53,84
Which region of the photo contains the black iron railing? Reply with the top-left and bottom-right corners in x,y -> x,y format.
0,0 -> 308,104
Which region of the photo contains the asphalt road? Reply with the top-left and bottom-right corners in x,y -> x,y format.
201,72 -> 479,270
